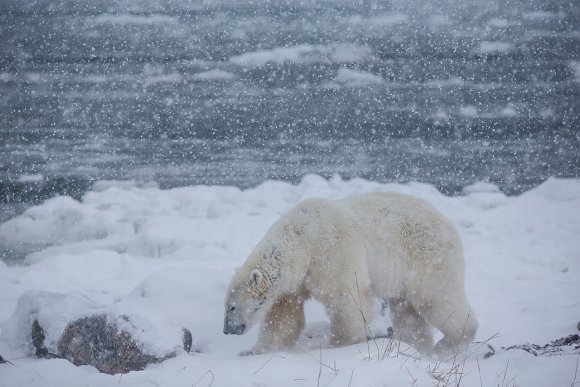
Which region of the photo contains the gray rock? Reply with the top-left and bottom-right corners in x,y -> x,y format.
0,354 -> 13,365
182,327 -> 193,354
5,289 -> 197,374
57,314 -> 174,375
485,334 -> 580,359
31,319 -> 58,359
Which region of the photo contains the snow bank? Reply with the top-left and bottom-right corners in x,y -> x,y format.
2,290 -> 102,354
0,175 -> 579,386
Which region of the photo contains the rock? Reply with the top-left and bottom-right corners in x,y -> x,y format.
503,334 -> 580,357
483,345 -> 496,359
31,319 -> 58,359
182,328 -> 193,353
2,286 -> 201,374
551,334 -> 580,348
0,354 -> 13,365
58,314 -> 174,375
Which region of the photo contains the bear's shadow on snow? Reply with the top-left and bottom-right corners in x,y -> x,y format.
295,301 -> 395,353
297,322 -> 394,351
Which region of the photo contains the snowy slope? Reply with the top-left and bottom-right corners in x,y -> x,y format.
0,175 -> 579,386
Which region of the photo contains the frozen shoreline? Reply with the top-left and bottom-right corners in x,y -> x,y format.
0,175 -> 579,386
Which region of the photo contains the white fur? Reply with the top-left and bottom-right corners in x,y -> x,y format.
224,192 -> 478,356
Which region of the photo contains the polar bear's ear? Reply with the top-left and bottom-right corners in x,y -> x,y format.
250,269 -> 263,286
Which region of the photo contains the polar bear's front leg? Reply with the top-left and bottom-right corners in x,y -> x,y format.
324,292 -> 371,347
245,291 -> 308,355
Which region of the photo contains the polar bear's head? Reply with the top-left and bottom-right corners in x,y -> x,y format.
223,205 -> 317,336
223,267 -> 273,335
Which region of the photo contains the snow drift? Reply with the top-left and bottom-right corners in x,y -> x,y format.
0,175 -> 579,386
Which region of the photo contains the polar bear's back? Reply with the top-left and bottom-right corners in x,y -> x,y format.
294,192 -> 443,228
337,192 -> 455,233
337,192 -> 464,293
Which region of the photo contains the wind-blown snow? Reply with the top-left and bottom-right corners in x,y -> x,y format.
0,176 -> 579,386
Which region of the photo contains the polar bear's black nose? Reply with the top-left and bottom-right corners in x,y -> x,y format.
224,322 -> 246,335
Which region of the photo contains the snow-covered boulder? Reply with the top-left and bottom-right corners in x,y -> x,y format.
58,314 -> 182,374
0,269 -> 218,374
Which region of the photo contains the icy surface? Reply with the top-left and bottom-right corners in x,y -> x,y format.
0,176 -> 579,386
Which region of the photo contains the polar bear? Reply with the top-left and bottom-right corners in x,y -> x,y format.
223,192 -> 478,357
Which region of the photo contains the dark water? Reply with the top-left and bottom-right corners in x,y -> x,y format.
1,0 -> 579,221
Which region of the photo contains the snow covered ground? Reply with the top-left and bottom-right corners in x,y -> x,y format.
0,175 -> 579,386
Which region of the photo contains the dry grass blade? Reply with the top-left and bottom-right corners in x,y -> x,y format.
300,348 -> 338,373
501,359 -> 509,387
379,335 -> 398,361
317,346 -> 323,387
572,357 -> 579,387
252,355 -> 286,375
347,369 -> 354,387
193,369 -> 215,387
406,366 -> 418,387
476,357 -> 483,387
428,359 -> 465,387
347,272 -> 381,360
495,359 -> 518,387
425,331 -> 505,387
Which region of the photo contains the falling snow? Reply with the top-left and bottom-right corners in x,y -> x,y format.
0,0 -> 579,385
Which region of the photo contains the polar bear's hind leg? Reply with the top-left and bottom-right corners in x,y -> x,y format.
420,290 -> 478,358
388,297 -> 434,355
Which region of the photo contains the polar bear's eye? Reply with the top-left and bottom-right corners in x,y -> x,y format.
228,306 -> 236,312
